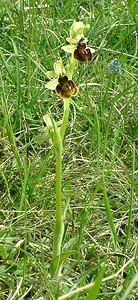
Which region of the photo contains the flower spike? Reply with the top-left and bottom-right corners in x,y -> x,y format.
62,20 -> 95,62
45,59 -> 78,99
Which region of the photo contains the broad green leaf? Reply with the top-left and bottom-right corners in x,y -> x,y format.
62,45 -> 76,53
45,78 -> 58,90
63,236 -> 78,250
0,265 -> 6,273
86,262 -> 106,300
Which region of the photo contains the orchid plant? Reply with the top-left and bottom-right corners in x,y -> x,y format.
43,20 -> 94,278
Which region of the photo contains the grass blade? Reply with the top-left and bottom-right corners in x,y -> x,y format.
86,261 -> 106,300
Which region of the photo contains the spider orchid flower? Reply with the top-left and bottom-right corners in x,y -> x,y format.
45,58 -> 78,99
62,20 -> 95,62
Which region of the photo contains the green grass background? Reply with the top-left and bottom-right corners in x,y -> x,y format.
0,0 -> 138,299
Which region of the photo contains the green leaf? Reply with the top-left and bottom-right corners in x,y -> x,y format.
121,271 -> 138,300
43,113 -> 62,154
103,184 -> 118,250
43,114 -> 53,130
50,250 -> 76,277
62,45 -> 76,53
45,78 -> 58,90
34,132 -> 51,144
86,261 -> 106,300
50,115 -> 63,154
63,236 -> 78,250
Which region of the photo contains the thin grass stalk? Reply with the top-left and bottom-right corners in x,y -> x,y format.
102,93 -> 118,253
123,142 -> 135,254
102,179 -> 118,251
11,39 -> 21,111
1,93 -> 22,175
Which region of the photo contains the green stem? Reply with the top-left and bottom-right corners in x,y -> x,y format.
51,55 -> 76,277
48,116 -> 63,277
51,151 -> 64,277
68,54 -> 76,80
60,98 -> 70,141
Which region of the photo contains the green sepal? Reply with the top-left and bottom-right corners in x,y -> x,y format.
66,37 -> 88,44
45,58 -> 66,90
54,58 -> 65,74
46,71 -> 59,79
66,37 -> 79,44
45,78 -> 58,90
70,20 -> 90,38
62,45 -> 76,53
90,47 -> 96,53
